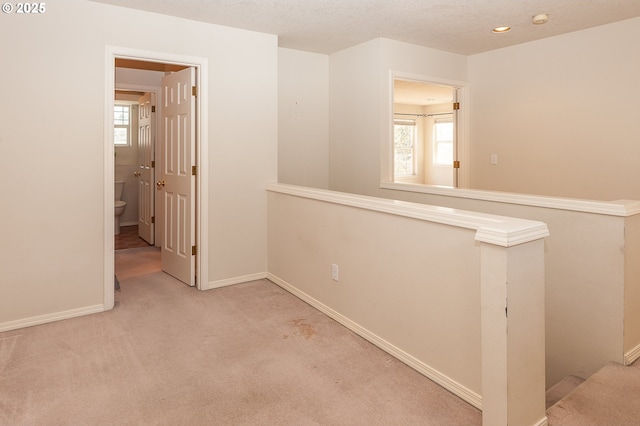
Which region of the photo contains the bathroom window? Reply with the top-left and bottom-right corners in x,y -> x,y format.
114,104 -> 131,146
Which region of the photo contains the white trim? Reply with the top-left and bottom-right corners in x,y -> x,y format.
205,272 -> 268,290
380,181 -> 640,217
105,46 -> 210,306
0,305 -> 105,333
624,343 -> 640,365
104,47 -> 116,310
267,273 -> 483,410
533,417 -> 549,426
267,183 -> 549,247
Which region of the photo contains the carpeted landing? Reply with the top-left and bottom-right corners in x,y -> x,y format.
0,248 -> 481,425
547,361 -> 640,426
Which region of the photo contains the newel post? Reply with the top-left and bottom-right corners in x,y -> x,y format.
476,221 -> 549,426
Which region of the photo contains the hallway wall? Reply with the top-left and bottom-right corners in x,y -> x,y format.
0,0 -> 277,328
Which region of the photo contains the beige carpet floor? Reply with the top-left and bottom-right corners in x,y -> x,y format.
547,361 -> 640,426
0,248 -> 481,425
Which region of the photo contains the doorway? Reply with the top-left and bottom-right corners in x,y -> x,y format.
104,46 -> 210,310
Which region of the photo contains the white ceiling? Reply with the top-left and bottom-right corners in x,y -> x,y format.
91,0 -> 640,55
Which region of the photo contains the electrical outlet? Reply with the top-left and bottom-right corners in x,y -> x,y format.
331,264 -> 339,282
490,154 -> 498,165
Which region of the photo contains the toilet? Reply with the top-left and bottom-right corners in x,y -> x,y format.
114,181 -> 127,235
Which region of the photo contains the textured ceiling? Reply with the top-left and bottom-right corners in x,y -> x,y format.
91,0 -> 640,55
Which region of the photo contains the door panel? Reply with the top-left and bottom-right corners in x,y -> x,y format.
160,68 -> 196,286
137,92 -> 155,244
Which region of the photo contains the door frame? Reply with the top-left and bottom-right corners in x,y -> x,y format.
115,84 -> 161,247
104,46 -> 209,309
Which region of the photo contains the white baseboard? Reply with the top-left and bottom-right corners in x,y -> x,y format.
267,273 -> 483,410
624,343 -> 640,365
0,304 -> 105,333
533,416 -> 549,426
205,272 -> 268,290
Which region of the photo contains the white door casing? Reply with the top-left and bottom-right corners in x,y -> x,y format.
160,67 -> 196,286
137,92 -> 155,244
105,46 -> 209,310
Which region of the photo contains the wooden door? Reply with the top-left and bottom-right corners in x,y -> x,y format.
160,68 -> 196,286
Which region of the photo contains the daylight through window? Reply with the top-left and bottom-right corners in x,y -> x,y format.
394,119 -> 416,176
433,118 -> 453,166
114,104 -> 130,146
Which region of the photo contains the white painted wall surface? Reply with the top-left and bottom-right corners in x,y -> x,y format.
268,187 -> 484,400
267,183 -> 549,423
376,185 -> 638,387
328,38 -> 467,196
0,0 -> 277,327
624,213 -> 640,360
468,17 -> 640,201
278,48 -> 329,189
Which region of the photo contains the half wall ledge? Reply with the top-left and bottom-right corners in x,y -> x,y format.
267,183 -> 550,247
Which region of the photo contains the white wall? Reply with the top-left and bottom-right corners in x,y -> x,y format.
268,187 -> 483,400
328,38 -> 467,196
324,19 -> 640,202
0,0 -> 277,327
267,183 -> 549,423
468,17 -> 640,201
278,48 -> 329,189
375,185 -> 640,387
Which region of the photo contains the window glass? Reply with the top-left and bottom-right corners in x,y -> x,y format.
394,119 -> 416,176
114,104 -> 130,146
433,119 -> 453,165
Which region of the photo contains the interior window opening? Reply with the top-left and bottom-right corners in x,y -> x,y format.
392,78 -> 457,187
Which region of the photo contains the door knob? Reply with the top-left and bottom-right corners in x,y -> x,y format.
134,171 -> 141,177
156,180 -> 165,190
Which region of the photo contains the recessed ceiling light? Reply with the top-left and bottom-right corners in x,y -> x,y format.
492,26 -> 511,33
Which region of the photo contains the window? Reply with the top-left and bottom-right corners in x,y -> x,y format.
394,119 -> 416,176
114,104 -> 131,146
433,118 -> 453,166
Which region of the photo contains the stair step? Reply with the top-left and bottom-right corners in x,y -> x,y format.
547,362 -> 640,425
546,375 -> 585,409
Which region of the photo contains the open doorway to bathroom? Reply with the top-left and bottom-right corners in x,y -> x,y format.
113,64 -> 165,286
104,46 -> 209,310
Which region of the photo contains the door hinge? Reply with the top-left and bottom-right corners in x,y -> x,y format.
192,165 -> 197,176
192,86 -> 197,97
151,216 -> 155,224
453,160 -> 461,169
151,106 -> 156,113
192,245 -> 197,256
151,160 -> 155,168
453,102 -> 460,110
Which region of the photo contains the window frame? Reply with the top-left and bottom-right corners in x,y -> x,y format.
433,117 -> 454,167
114,103 -> 131,146
393,118 -> 417,177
